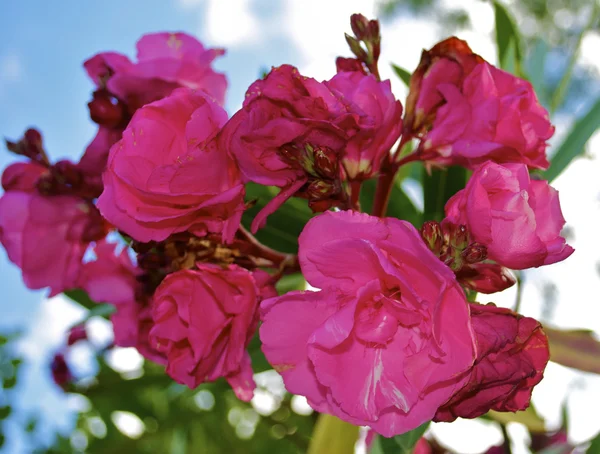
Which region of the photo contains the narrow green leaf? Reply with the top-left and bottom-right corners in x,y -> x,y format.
526,39 -> 548,103
275,272 -> 306,295
391,64 -> 412,88
545,327 -> 600,374
360,177 -> 421,227
64,289 -> 97,311
307,414 -> 359,454
373,422 -> 430,454
493,0 -> 523,75
422,166 -> 467,223
544,98 -> 600,182
487,407 -> 545,433
588,431 -> 600,454
243,183 -> 313,253
0,406 -> 11,419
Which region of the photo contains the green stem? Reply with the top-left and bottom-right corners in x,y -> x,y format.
513,271 -> 524,313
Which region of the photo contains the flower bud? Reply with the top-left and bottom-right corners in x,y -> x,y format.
5,128 -> 47,164
461,242 -> 487,264
335,57 -> 367,74
350,14 -> 370,40
313,146 -> 338,179
457,263 -> 516,294
345,34 -> 368,61
51,352 -> 73,390
306,179 -> 336,201
421,221 -> 444,256
88,90 -> 125,128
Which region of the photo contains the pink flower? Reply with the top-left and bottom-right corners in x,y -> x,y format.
97,88 -> 245,243
260,211 -> 476,437
82,32 -> 227,178
78,241 -> 165,364
434,303 -> 549,422
84,32 -> 227,110
444,161 -> 574,269
326,71 -> 403,180
404,37 -> 482,135
0,192 -> 106,296
224,65 -> 365,230
149,264 -> 268,400
421,62 -> 553,169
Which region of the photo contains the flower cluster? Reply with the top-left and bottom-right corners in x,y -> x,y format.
0,16 -> 572,438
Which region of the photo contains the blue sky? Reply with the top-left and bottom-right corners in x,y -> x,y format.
2,1 -> 600,453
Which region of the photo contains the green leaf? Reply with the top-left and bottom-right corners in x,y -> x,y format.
391,64 -> 412,88
64,289 -> 98,311
543,98 -> 600,182
493,0 -> 523,75
275,273 -> 306,295
243,183 -> 313,253
0,405 -> 11,419
587,431 -> 600,454
360,177 -> 422,227
545,327 -> 600,374
526,39 -> 548,103
422,166 -> 467,223
372,422 -> 430,454
487,407 -> 545,433
307,414 -> 359,454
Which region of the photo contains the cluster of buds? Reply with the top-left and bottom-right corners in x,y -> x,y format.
279,142 -> 346,212
5,128 -> 49,166
420,220 -> 515,294
337,13 -> 382,78
37,160 -> 103,199
421,221 -> 487,271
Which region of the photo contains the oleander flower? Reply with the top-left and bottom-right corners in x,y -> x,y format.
97,87 -> 245,243
149,264 -> 271,401
0,192 -> 106,296
260,210 -> 476,436
420,61 -> 553,169
434,303 -> 549,421
444,161 -> 574,269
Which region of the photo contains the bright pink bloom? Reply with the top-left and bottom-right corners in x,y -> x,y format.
434,303 -> 549,422
149,264 -> 268,400
224,65 -> 365,230
84,32 -> 227,110
82,32 -> 227,177
78,241 -> 165,364
97,88 -> 245,243
260,211 -> 476,437
404,37 -> 482,135
1,161 -> 47,192
421,62 -> 553,169
326,71 -> 403,179
444,161 -> 574,269
0,192 -> 106,296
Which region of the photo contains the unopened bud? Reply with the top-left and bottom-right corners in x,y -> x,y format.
306,179 -> 336,200
6,128 -> 47,163
53,160 -> 83,188
313,146 -> 338,179
335,57 -> 367,74
458,263 -> 516,294
350,14 -> 370,40
421,221 -> 444,256
448,224 -> 470,249
88,90 -> 125,128
345,33 -> 368,61
51,352 -> 73,389
461,242 -> 487,264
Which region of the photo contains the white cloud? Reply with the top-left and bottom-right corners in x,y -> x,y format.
0,53 -> 23,84
204,0 -> 261,46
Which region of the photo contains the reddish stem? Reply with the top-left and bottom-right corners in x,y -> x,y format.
238,225 -> 297,269
349,180 -> 362,211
